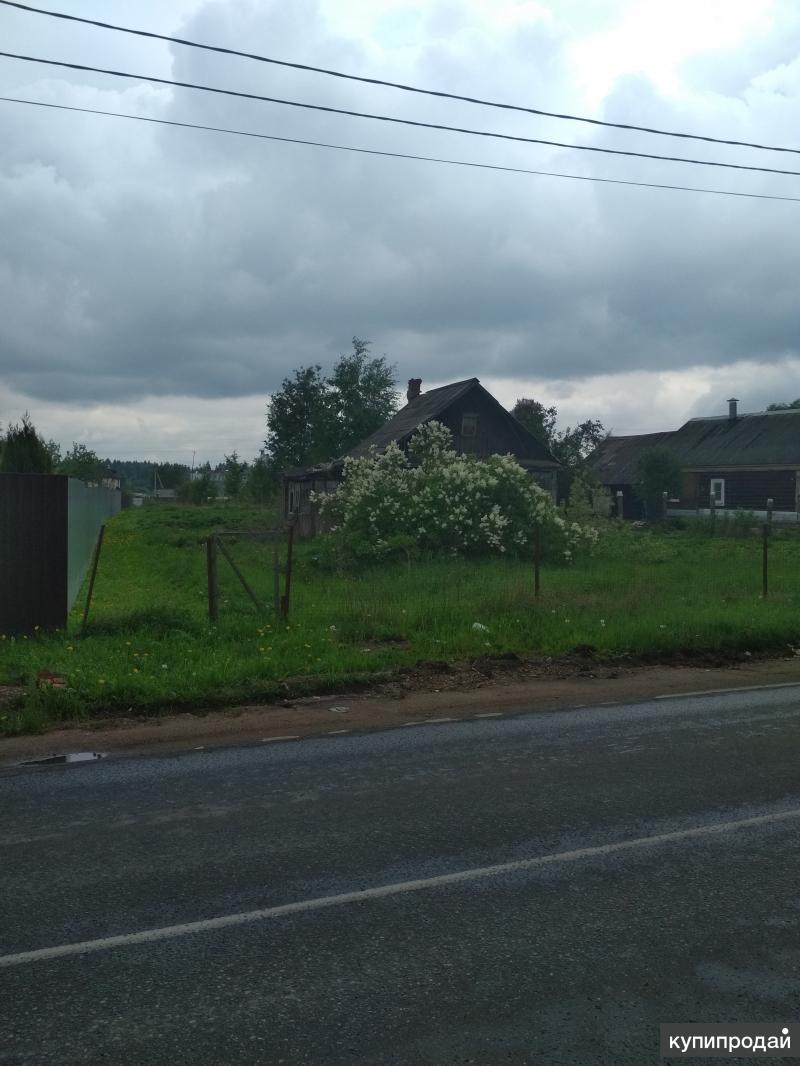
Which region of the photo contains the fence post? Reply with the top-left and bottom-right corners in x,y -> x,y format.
207,535 -> 219,622
80,524 -> 106,635
762,521 -> 769,599
615,490 -> 624,519
272,542 -> 281,615
281,517 -> 295,620
533,525 -> 541,598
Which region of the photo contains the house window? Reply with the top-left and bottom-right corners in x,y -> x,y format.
710,478 -> 725,507
461,413 -> 478,438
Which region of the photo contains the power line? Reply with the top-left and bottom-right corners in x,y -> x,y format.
1,0 -> 797,158
3,95 -> 799,204
3,52 -> 800,180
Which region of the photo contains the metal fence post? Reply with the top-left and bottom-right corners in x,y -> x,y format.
207,535 -> 219,622
762,521 -> 769,600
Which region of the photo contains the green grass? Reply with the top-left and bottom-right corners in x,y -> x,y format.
2,503 -> 800,735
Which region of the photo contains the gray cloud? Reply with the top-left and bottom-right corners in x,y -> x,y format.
1,0 -> 800,421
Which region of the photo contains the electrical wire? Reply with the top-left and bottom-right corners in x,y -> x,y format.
3,95 -> 799,204
3,52 -> 800,179
1,0 -> 797,157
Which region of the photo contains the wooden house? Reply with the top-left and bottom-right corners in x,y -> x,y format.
284,377 -> 560,536
590,399 -> 800,522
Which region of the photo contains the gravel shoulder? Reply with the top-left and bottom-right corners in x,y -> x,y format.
3,653 -> 800,766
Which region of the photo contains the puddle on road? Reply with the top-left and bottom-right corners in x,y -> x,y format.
21,751 -> 107,766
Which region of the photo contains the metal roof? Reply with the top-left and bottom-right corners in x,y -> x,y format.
591,408 -> 800,484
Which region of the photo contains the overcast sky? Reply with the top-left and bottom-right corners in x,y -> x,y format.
1,0 -> 799,462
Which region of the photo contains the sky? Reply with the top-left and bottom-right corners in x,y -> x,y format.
1,0 -> 799,463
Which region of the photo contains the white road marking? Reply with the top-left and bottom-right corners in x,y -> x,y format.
424,717 -> 455,723
3,806 -> 800,970
259,736 -> 300,743
655,682 -> 800,700
327,730 -> 350,735
473,712 -> 501,718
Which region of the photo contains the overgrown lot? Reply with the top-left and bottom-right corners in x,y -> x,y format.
2,503 -> 800,735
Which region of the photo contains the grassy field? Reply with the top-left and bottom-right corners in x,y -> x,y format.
2,503 -> 800,735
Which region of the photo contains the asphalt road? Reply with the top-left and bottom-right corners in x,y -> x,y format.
2,685 -> 800,1065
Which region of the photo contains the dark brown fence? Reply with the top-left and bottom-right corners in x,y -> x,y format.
0,473 -> 121,635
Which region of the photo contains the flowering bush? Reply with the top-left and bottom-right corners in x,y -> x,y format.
313,421 -> 599,563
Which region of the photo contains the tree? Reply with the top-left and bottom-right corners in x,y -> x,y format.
328,337 -> 398,454
156,462 -> 190,489
58,443 -> 105,483
512,398 -> 606,498
44,439 -> 62,468
0,414 -> 53,473
244,452 -> 276,505
553,419 -> 607,467
223,450 -> 248,498
263,339 -> 399,472
177,469 -> 217,505
511,399 -> 557,448
634,447 -> 683,520
264,364 -> 336,471
767,399 -> 800,410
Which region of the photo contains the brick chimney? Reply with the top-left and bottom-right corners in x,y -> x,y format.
407,378 -> 422,402
728,397 -> 738,420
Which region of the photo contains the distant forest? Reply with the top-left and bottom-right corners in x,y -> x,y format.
110,460 -> 194,493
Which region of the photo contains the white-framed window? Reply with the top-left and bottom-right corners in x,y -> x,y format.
461,413 -> 478,437
710,478 -> 725,507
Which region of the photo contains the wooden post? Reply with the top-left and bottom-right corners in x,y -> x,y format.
762,521 -> 769,599
281,519 -> 295,620
533,525 -> 541,598
615,490 -> 624,519
80,524 -> 105,635
272,542 -> 281,615
216,536 -> 262,612
207,535 -> 219,622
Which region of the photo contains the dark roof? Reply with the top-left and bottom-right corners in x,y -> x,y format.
667,409 -> 800,466
285,378 -> 560,480
346,378 -> 478,458
346,377 -> 559,466
591,408 -> 800,484
588,431 -> 674,485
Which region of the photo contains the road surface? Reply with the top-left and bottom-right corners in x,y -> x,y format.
2,685 -> 800,1064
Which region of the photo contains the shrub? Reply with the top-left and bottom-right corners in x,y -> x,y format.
314,421 -> 599,564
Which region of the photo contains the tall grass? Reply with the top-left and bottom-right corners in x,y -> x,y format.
1,504 -> 799,734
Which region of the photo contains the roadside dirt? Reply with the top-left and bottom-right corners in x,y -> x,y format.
3,652 -> 800,767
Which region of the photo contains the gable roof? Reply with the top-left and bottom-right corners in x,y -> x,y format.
591,408 -> 800,484
346,377 -> 559,466
346,378 -> 478,459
